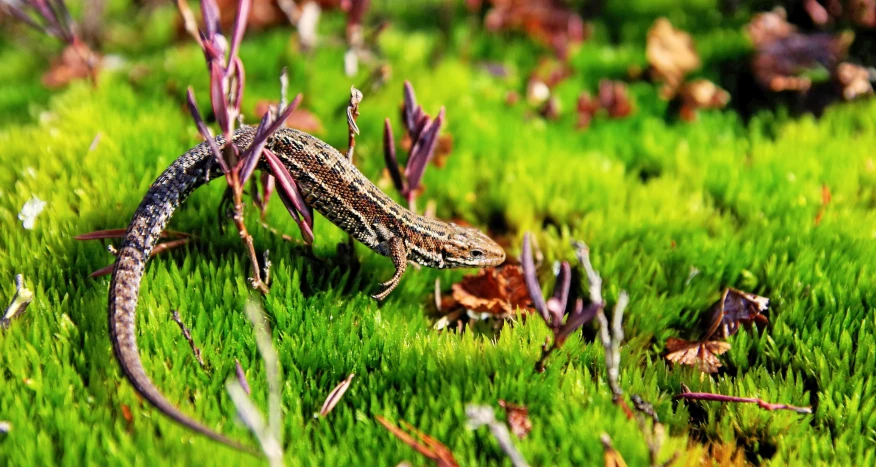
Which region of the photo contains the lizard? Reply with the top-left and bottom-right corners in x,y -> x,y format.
108,126 -> 506,451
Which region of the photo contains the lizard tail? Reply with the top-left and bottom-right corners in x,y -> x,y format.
107,137 -> 255,454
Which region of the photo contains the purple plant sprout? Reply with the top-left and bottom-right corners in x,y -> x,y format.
382,81 -> 447,212
521,233 -> 605,372
178,0 -> 317,291
2,0 -> 100,84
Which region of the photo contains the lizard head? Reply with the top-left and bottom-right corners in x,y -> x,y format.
440,223 -> 506,268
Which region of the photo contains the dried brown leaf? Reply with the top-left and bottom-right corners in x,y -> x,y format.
837,62 -> 874,100
498,400 -> 532,439
701,288 -> 769,340
665,337 -> 731,373
678,79 -> 730,121
646,18 -> 700,99
451,265 -> 534,315
598,80 -> 634,118
41,42 -> 100,88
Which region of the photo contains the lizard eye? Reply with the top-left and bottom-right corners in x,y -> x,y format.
471,249 -> 484,258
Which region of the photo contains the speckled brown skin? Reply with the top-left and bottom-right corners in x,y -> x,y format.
109,126 -> 505,450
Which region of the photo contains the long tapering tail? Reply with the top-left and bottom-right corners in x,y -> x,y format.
108,132 -> 254,453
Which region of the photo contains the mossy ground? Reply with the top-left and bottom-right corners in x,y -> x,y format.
1,1 -> 875,465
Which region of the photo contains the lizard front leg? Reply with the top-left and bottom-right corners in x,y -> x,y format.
372,235 -> 408,300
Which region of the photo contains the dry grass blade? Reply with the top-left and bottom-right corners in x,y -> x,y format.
87,238 -> 191,278
170,310 -> 205,367
235,359 -> 251,395
601,434 -> 628,467
2,275 -> 34,329
318,373 -> 354,417
375,416 -> 459,467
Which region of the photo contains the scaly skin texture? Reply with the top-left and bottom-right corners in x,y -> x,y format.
108,126 -> 505,450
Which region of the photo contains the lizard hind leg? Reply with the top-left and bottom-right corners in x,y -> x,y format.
371,236 -> 408,300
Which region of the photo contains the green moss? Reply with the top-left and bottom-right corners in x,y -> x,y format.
1,2 -> 875,466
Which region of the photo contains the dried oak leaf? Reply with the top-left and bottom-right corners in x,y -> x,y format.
41,42 -> 100,88
701,288 -> 769,340
255,100 -> 323,133
678,79 -> 730,121
646,18 -> 700,99
598,80 -> 634,118
665,337 -> 731,374
451,265 -> 534,316
498,400 -> 532,439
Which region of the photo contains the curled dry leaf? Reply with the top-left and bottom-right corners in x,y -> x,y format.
498,400 -> 532,439
678,79 -> 730,121
450,265 -> 534,316
701,288 -> 769,340
665,337 -> 731,374
646,18 -> 700,99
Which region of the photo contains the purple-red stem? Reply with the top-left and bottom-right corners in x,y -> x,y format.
674,392 -> 812,414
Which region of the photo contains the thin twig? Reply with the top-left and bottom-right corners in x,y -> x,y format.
346,86 -> 363,162
674,391 -> 812,414
235,359 -> 251,395
318,373 -> 355,417
170,310 -> 205,367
